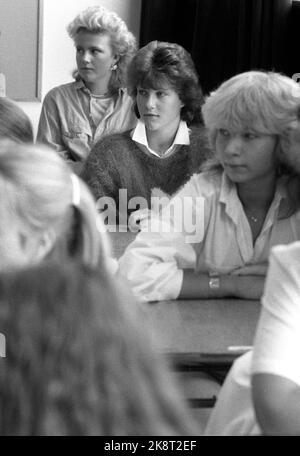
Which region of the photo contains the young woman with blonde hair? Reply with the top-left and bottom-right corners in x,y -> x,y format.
118,71 -> 300,302
206,115 -> 300,436
37,5 -> 137,172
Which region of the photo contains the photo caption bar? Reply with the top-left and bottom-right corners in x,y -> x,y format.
103,439 -> 198,454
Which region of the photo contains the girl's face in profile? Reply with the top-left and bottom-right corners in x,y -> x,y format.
215,127 -> 278,185
75,30 -> 117,91
136,84 -> 183,135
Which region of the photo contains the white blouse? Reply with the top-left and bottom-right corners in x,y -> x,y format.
252,241 -> 300,386
119,170 -> 300,302
131,120 -> 190,158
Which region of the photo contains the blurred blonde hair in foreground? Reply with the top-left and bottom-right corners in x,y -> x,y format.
0,141 -> 111,270
0,97 -> 34,143
0,261 -> 197,436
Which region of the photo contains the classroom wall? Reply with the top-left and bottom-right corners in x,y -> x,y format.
17,0 -> 141,136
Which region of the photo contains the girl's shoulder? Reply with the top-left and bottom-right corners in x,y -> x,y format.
94,131 -> 134,149
179,169 -> 224,198
88,132 -> 138,166
44,82 -> 77,100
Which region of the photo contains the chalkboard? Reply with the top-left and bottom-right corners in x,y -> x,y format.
0,0 -> 43,101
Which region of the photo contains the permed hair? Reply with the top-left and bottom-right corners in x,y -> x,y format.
200,71 -> 300,213
127,40 -> 204,125
0,97 -> 34,143
202,71 -> 300,149
67,6 -> 137,92
0,261 -> 197,435
0,141 -> 110,268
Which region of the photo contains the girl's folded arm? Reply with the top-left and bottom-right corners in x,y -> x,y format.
179,271 -> 265,300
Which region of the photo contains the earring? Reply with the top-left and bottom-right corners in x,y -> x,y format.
111,63 -> 117,71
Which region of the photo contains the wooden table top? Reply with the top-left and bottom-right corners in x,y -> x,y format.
109,229 -> 261,367
143,298 -> 260,357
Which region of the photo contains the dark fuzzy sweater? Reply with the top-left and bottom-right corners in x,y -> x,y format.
81,126 -> 210,216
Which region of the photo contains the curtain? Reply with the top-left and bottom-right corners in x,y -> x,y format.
140,0 -> 199,50
140,0 -> 293,95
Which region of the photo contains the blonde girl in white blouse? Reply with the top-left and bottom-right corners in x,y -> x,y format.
205,113 -> 300,436
119,71 -> 300,302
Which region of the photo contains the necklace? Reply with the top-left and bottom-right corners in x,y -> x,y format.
243,204 -> 266,225
244,207 -> 260,224
249,215 -> 258,223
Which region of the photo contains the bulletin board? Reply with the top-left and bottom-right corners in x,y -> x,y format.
0,0 -> 43,101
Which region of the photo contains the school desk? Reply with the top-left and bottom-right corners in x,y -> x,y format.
143,297 -> 260,407
109,229 -> 261,407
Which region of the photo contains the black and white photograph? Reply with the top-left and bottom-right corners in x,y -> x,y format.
0,0 -> 300,440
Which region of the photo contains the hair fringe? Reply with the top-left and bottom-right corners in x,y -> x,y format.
127,41 -> 204,125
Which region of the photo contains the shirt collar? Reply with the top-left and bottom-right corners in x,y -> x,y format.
131,120 -> 190,157
75,79 -> 125,97
219,172 -> 289,226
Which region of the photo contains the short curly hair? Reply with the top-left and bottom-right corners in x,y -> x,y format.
127,41 -> 203,125
67,6 -> 137,92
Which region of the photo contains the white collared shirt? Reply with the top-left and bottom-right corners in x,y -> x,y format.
131,120 -> 190,158
119,171 -> 300,302
204,241 -> 300,436
253,241 -> 300,386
